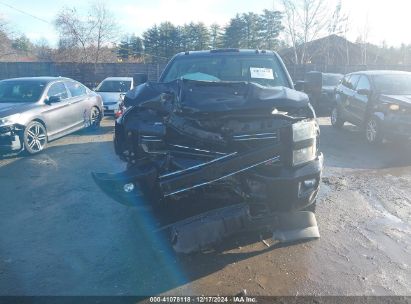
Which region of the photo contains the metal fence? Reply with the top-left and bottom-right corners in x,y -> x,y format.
2,62 -> 411,86
0,62 -> 166,88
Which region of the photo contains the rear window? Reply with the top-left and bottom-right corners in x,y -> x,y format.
161,54 -> 289,88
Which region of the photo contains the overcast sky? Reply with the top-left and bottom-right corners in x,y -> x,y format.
0,0 -> 409,47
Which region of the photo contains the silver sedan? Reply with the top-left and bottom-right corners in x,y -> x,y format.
0,77 -> 104,154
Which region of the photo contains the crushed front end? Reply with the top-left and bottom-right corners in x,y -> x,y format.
93,79 -> 323,253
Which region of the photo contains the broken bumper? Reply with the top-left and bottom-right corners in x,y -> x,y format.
167,204 -> 320,254
92,152 -> 323,211
252,152 -> 323,211
0,125 -> 23,153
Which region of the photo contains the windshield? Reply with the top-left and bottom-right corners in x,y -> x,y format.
323,74 -> 342,86
0,80 -> 46,103
96,80 -> 132,93
161,55 -> 289,88
372,74 -> 411,95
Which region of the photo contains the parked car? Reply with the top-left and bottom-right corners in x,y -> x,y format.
0,77 -> 103,155
94,77 -> 133,116
331,70 -> 411,144
295,71 -> 343,113
92,49 -> 323,253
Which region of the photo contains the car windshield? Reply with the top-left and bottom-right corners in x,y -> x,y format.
372,74 -> 411,95
0,80 -> 46,103
96,80 -> 131,93
323,74 -> 342,86
162,54 -> 289,87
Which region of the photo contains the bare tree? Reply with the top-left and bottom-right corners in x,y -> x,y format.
88,2 -> 119,64
0,16 -> 14,59
357,14 -> 370,65
54,2 -> 120,63
325,0 -> 348,65
281,0 -> 329,64
55,7 -> 93,62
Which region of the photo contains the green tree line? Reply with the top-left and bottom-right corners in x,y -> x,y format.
117,10 -> 284,63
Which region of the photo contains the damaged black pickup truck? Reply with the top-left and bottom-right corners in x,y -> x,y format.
93,49 -> 323,253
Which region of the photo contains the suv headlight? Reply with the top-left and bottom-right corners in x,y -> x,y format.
0,114 -> 21,126
292,120 -> 317,142
292,120 -> 317,166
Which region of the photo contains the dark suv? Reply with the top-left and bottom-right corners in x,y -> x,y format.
93,49 -> 323,253
331,70 -> 411,144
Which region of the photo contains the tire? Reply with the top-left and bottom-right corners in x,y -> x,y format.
365,116 -> 383,144
303,200 -> 316,213
330,105 -> 344,129
89,107 -> 101,129
23,121 -> 47,155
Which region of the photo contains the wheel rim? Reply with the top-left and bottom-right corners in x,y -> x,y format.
27,124 -> 46,152
90,108 -> 100,126
331,108 -> 338,125
366,119 -> 377,142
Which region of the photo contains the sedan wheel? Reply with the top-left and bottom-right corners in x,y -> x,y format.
24,121 -> 47,154
365,117 -> 383,144
89,107 -> 101,129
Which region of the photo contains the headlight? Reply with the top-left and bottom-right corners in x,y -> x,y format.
0,114 -> 21,126
292,140 -> 317,166
292,120 -> 316,142
388,104 -> 400,111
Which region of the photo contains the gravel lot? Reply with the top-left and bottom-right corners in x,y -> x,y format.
0,117 -> 410,296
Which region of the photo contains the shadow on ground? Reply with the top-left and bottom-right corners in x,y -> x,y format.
0,141 -> 301,296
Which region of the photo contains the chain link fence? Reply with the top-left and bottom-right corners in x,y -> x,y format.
0,62 -> 167,88
2,62 -> 411,87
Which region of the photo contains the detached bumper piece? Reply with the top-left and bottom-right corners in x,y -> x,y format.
166,204 -> 319,254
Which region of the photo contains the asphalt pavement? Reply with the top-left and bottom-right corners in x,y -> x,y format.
0,117 -> 410,296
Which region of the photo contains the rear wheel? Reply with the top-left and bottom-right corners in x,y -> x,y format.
89,107 -> 101,129
24,121 -> 47,154
365,116 -> 383,144
330,106 -> 344,128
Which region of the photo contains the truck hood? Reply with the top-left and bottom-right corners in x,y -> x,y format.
124,80 -> 310,115
0,102 -> 37,118
380,94 -> 411,107
97,92 -> 122,105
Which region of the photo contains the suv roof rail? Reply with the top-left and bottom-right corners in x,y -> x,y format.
210,48 -> 240,53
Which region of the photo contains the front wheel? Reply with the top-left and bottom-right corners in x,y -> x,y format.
23,121 -> 47,154
330,106 -> 344,129
365,116 -> 383,144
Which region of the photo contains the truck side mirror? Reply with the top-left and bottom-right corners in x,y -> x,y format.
133,73 -> 148,86
294,81 -> 305,92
